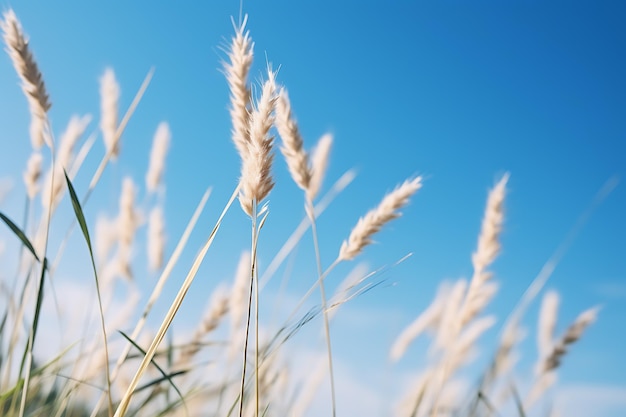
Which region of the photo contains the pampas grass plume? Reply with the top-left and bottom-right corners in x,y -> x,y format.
23,151 -> 42,199
308,133 -> 332,201
225,16 -> 253,157
147,206 -> 165,271
146,122 -> 171,194
339,176 -> 422,261
100,67 -> 120,159
459,173 -> 508,327
538,290 -> 560,360
2,9 -> 51,149
542,305 -> 599,372
116,177 -> 140,279
276,87 -> 311,191
390,282 -> 449,362
238,71 -> 277,216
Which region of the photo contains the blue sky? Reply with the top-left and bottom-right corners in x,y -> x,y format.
0,1 -> 624,416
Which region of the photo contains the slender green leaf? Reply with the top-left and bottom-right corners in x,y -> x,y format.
118,330 -> 186,404
510,383 -> 527,417
63,169 -> 113,414
0,212 -> 41,263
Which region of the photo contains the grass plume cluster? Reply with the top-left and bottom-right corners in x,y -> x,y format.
0,9 -> 604,417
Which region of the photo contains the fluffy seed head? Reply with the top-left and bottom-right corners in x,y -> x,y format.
238,71 -> 277,216
541,306 -> 599,372
538,290 -> 560,359
147,206 -> 166,271
307,133 -> 332,201
2,9 -> 51,149
23,151 -> 42,199
459,173 -> 509,327
146,122 -> 171,194
390,281 -> 450,362
224,16 -> 254,157
116,177 -> 140,279
100,67 -> 120,159
339,177 -> 422,261
275,87 -> 311,191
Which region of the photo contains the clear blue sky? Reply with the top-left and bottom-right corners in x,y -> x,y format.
0,1 -> 624,416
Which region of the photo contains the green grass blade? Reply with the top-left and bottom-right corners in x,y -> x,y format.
510,383 -> 527,417
0,212 -> 42,263
118,330 -> 187,406
63,169 -> 114,416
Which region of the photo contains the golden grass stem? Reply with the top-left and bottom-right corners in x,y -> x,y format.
89,187 -> 211,417
307,198 -> 337,417
113,186 -> 236,417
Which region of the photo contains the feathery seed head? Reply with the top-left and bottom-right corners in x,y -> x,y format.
541,306 -> 599,372
459,173 -> 509,327
146,122 -> 171,194
275,87 -> 311,191
147,206 -> 166,271
225,16 -> 254,157
307,133 -> 332,201
2,9 -> 51,149
538,290 -> 560,359
238,71 -> 277,216
472,173 -> 508,272
339,176 -> 422,261
23,151 -> 42,199
100,67 -> 120,159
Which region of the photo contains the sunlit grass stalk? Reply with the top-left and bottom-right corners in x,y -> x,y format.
113,186 -> 237,417
276,84 -> 338,415
89,187 -> 211,417
306,199 -> 337,417
237,157 -> 274,417
1,15 -> 55,410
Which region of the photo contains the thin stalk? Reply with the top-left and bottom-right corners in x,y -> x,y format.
18,118 -> 56,417
254,204 -> 260,417
306,198 -> 336,417
89,187 -> 211,417
239,200 -> 258,417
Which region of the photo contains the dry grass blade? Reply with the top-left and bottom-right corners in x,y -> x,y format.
259,169 -> 356,289
86,67 -> 154,203
51,68 -> 154,277
113,186 -> 238,417
339,177 -> 422,261
89,187 -> 211,417
505,176 -> 618,329
117,330 -> 187,416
